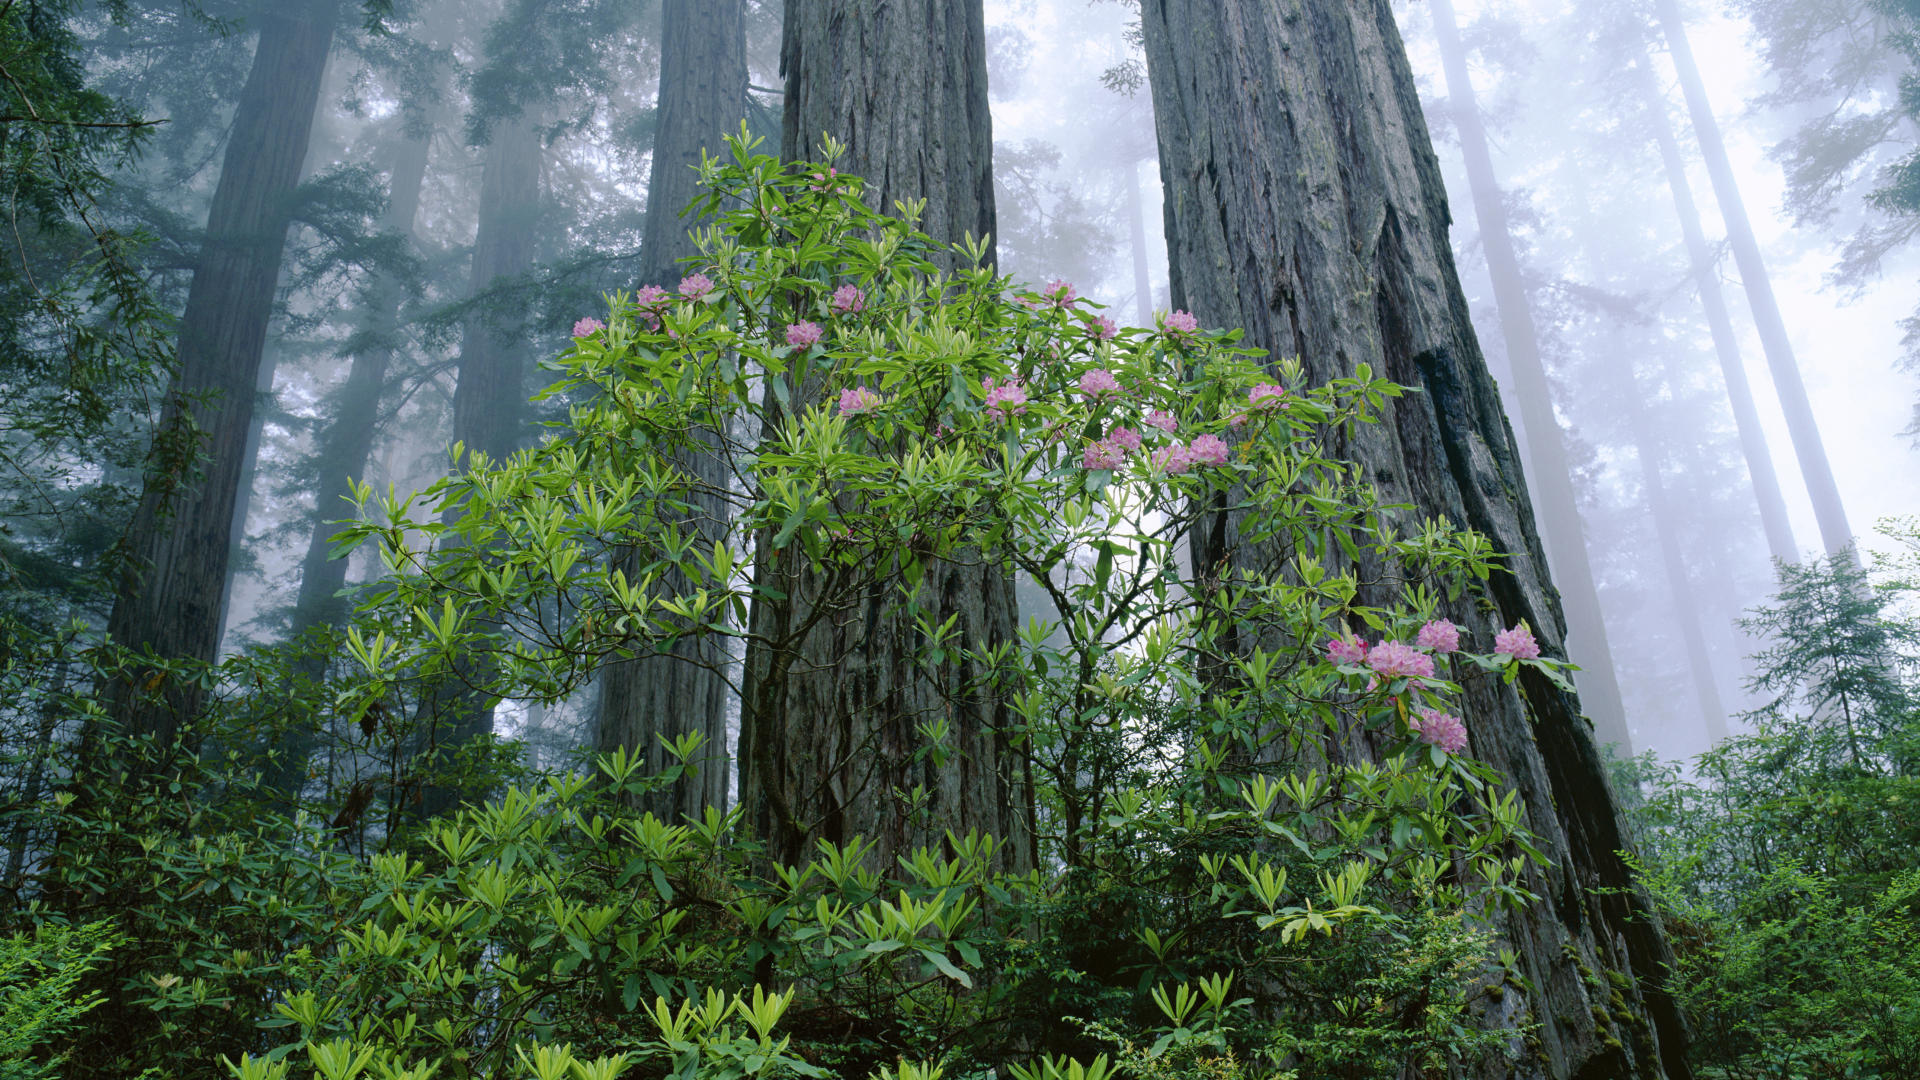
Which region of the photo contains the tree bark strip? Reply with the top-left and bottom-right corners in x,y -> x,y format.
99,0 -> 343,752
594,0 -> 744,822
741,0 -> 1032,872
1138,0 -> 1690,1075
1654,0 -> 1853,556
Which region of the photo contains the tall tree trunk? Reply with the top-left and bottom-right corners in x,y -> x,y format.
1632,51 -> 1799,565
594,0 -> 745,822
741,0 -> 1031,873
415,118 -> 540,816
1138,1 -> 1691,1077
1654,0 -> 1853,555
1431,0 -> 1632,752
260,126 -> 432,800
1615,338 -> 1731,744
98,0 -> 342,754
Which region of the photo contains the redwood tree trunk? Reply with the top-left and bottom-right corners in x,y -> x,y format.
1431,0 -> 1632,752
741,0 -> 1031,872
1655,0 -> 1853,556
99,0 -> 342,752
1633,50 -> 1799,565
1139,0 -> 1690,1076
594,0 -> 744,822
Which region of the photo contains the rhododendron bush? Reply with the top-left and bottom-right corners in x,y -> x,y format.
17,134 -> 1583,1080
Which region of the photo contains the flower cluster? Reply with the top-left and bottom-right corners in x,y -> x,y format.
1327,634 -> 1370,665
1144,409 -> 1178,434
1088,315 -> 1118,342
786,321 -> 824,349
1162,309 -> 1200,337
571,317 -> 604,339
1367,641 -> 1436,681
678,273 -> 715,301
1043,279 -> 1079,307
1078,369 -> 1123,398
832,284 -> 865,315
1082,440 -> 1127,471
1494,623 -> 1540,660
837,386 -> 883,416
984,376 -> 1028,421
1109,426 -> 1143,453
1410,708 -> 1468,754
1416,619 -> 1460,654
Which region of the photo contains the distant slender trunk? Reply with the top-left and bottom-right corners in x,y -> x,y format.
1124,160 -> 1153,326
258,128 -> 432,800
291,129 -> 431,645
1631,53 -> 1798,565
742,0 -> 1032,873
1431,0 -> 1632,752
415,119 -> 540,817
97,0 -> 342,755
1140,0 -> 1690,1075
594,0 -> 744,822
1613,337 -> 1731,743
1655,0 -> 1853,555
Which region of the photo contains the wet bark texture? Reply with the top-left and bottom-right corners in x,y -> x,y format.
1431,0 -> 1631,753
593,0 -> 745,822
741,0 -> 1032,873
100,0 -> 342,750
1139,1 -> 1690,1076
1655,0 -> 1852,556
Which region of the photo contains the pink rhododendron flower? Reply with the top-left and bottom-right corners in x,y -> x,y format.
984,376 -> 1028,421
786,321 -> 824,348
1416,619 -> 1460,654
1163,309 -> 1200,337
1327,634 -> 1369,665
1494,623 -> 1540,660
1145,409 -> 1178,434
1082,439 -> 1127,470
832,284 -> 866,314
572,317 -> 605,338
1108,426 -> 1143,452
809,166 -> 839,191
1367,641 -> 1436,680
1151,442 -> 1195,474
1044,279 -> 1078,306
635,285 -> 670,329
1189,433 -> 1230,466
1089,315 -> 1118,341
1411,708 -> 1468,754
1079,368 -> 1123,398
1248,383 -> 1288,410
677,273 -> 715,300
837,386 -> 883,416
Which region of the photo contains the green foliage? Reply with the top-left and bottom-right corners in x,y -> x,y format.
1617,523 -> 1920,1077
0,135 -> 1576,1078
0,922 -> 117,1078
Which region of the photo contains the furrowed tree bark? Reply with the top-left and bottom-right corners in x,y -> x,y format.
1631,49 -> 1799,565
1431,0 -> 1632,753
416,118 -> 540,817
741,0 -> 1032,872
594,0 -> 744,822
97,0 -> 342,755
1654,0 -> 1853,556
1139,1 -> 1691,1077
